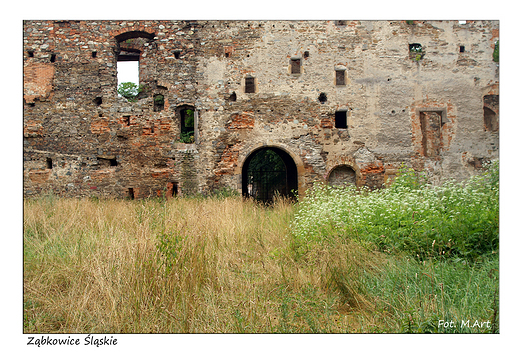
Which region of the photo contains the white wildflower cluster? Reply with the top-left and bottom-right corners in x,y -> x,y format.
291,160 -> 499,259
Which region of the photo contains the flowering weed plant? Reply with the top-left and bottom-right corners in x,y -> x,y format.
292,161 -> 499,262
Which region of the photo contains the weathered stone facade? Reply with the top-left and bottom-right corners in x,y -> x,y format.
23,20 -> 499,199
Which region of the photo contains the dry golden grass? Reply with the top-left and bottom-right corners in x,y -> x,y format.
23,195 -> 389,333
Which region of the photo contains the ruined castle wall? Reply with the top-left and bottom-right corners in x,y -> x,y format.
23,20 -> 499,198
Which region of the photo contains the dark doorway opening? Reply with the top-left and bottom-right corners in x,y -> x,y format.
242,147 -> 298,202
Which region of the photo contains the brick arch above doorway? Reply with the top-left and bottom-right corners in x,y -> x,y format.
236,143 -> 306,199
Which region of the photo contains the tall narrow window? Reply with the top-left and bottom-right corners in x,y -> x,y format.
114,31 -> 155,99
335,70 -> 345,86
46,158 -> 53,169
178,106 -> 195,143
117,61 -> 140,96
245,77 -> 256,93
290,58 -> 301,74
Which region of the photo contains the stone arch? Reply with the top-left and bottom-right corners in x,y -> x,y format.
326,164 -> 358,187
114,30 -> 155,43
237,143 -> 304,201
113,29 -> 157,93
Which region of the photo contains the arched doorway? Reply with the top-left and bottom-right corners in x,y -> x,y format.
242,147 -> 298,202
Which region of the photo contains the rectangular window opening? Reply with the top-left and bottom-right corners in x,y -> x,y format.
180,108 -> 195,143
336,70 -> 345,86
117,56 -> 140,96
46,157 -> 53,169
245,77 -> 255,93
460,46 -> 465,53
335,111 -> 348,129
128,188 -> 135,200
290,59 -> 301,74
154,95 -> 165,112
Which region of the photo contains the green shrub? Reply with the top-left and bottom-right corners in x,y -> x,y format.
117,82 -> 144,102
493,40 -> 499,63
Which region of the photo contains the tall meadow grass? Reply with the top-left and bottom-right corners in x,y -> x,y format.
24,196 -> 364,333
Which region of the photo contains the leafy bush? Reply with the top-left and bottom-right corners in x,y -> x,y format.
493,40 -> 499,63
292,161 -> 499,262
178,131 -> 194,143
117,82 -> 144,102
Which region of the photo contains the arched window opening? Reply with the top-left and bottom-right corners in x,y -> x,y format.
242,147 -> 298,203
328,165 -> 356,187
115,31 -> 155,98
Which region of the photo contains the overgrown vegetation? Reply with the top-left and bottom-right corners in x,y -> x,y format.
179,108 -> 195,143
493,40 -> 499,63
292,161 -> 499,262
117,82 -> 145,102
24,162 -> 499,333
291,160 -> 499,332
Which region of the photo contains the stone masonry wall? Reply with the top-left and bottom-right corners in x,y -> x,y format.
23,20 -> 499,198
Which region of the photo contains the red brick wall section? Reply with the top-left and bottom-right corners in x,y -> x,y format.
24,63 -> 55,103
91,118 -> 110,134
215,144 -> 241,176
24,121 -> 44,138
226,112 -> 254,130
28,169 -> 51,183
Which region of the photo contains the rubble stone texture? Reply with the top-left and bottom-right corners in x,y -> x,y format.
23,20 -> 499,199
